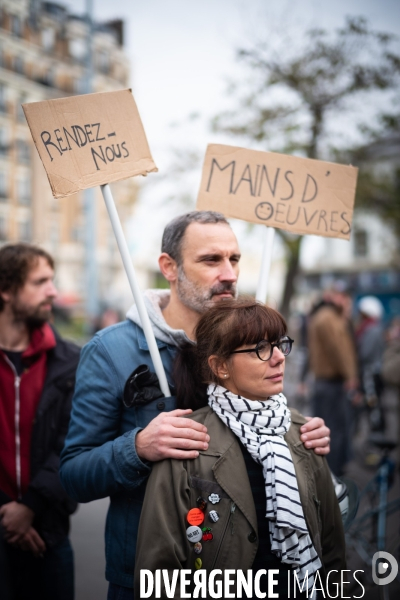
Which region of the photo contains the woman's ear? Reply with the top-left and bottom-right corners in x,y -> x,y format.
208,355 -> 230,380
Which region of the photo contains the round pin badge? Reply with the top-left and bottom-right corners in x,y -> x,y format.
208,493 -> 220,504
196,496 -> 207,511
187,508 -> 204,526
209,510 -> 219,523
186,525 -> 202,543
193,542 -> 202,555
194,558 -> 202,570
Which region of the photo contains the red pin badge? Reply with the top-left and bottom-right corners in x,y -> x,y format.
187,508 -> 205,526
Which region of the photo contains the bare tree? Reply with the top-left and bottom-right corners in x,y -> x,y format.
344,112 -> 400,242
213,16 -> 400,316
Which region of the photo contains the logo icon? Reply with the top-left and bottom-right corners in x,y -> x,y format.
372,551 -> 398,586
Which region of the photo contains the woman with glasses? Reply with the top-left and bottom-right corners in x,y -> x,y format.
134,298 -> 345,599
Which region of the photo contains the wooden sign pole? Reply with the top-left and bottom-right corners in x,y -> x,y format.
101,183 -> 171,397
255,227 -> 275,303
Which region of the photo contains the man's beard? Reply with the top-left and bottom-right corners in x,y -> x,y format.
11,301 -> 53,330
176,266 -> 237,315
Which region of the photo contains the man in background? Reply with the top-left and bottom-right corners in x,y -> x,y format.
382,317 -> 400,464
308,282 -> 359,476
0,244 -> 80,600
356,296 -> 385,432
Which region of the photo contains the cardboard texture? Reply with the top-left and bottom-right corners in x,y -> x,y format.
23,89 -> 157,199
196,144 -> 358,240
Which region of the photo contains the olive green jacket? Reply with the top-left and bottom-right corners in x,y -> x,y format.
134,407 -> 346,598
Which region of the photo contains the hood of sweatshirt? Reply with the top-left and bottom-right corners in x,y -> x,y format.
126,289 -> 194,349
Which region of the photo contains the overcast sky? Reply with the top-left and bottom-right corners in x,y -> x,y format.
65,0 -> 400,168
64,0 -> 400,288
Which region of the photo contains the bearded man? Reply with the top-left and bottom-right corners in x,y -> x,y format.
60,211 -> 330,599
0,243 -> 80,600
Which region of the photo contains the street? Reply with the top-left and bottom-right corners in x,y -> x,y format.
70,498 -> 109,600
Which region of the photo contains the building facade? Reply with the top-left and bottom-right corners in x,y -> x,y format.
0,0 -> 137,315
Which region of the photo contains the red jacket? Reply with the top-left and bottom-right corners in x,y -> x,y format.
0,324 -> 56,500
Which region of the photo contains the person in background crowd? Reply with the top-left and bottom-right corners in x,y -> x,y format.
307,282 -> 359,476
92,308 -> 122,334
356,296 -> 385,433
60,211 -> 331,600
134,299 -> 346,599
382,317 -> 400,464
0,244 -> 80,600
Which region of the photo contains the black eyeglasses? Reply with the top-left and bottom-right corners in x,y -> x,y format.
231,336 -> 294,361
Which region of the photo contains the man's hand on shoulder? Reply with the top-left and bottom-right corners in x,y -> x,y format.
136,409 -> 210,462
300,416 -> 330,455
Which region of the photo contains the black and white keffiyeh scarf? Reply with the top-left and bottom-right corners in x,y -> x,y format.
208,384 -> 322,591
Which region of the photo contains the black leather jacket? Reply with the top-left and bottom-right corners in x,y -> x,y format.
0,329 -> 80,548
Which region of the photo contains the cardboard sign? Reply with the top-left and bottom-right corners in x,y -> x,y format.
196,144 -> 358,239
23,89 -> 157,199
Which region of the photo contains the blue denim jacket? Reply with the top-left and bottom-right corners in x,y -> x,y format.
60,319 -> 177,588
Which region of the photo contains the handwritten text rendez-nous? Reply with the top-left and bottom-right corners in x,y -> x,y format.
39,123 -> 129,171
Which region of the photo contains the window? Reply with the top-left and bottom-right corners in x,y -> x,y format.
71,225 -> 82,242
11,15 -> 23,37
354,229 -> 368,258
97,49 -> 110,74
0,83 -> 7,113
16,140 -> 30,164
13,56 -> 24,75
42,28 -> 56,51
0,215 -> 7,240
0,170 -> 8,198
17,174 -> 31,205
50,216 -> 59,245
69,38 -> 86,62
0,127 -> 8,156
17,94 -> 27,122
45,67 -> 55,87
19,219 -> 31,241
74,76 -> 87,94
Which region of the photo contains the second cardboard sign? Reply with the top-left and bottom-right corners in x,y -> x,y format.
196,144 -> 358,240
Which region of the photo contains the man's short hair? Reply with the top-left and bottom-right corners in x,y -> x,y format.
161,210 -> 229,266
0,243 -> 54,311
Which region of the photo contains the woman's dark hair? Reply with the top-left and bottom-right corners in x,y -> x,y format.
173,297 -> 287,410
